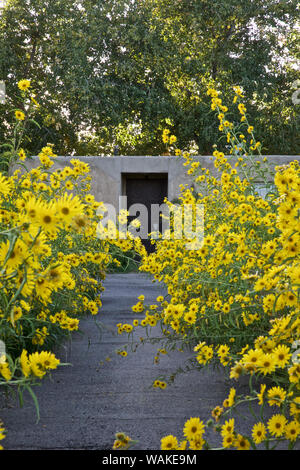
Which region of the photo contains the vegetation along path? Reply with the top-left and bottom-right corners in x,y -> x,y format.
0,273 -> 286,450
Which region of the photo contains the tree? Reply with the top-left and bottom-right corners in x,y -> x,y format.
0,0 -> 299,156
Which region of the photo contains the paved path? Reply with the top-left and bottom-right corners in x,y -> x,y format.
0,273 -> 291,450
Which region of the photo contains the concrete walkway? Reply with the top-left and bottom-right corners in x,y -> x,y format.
0,273 -> 291,450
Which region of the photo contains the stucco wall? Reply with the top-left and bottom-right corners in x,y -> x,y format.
20,155 -> 300,209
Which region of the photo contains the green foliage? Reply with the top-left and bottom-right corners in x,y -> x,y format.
0,0 -> 299,157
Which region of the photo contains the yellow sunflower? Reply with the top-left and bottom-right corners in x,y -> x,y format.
55,193 -> 84,225
183,417 -> 205,441
15,110 -> 25,120
267,414 -> 287,437
252,422 -> 266,444
160,435 -> 178,450
18,79 -> 31,91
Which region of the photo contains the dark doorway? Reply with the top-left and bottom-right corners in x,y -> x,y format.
122,173 -> 168,253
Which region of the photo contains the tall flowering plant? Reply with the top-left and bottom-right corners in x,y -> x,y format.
115,86 -> 300,450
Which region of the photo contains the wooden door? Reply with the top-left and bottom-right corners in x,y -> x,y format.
124,174 -> 168,253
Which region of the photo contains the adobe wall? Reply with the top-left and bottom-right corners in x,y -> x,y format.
21,155 -> 300,209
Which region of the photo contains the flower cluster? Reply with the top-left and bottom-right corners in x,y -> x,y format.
0,82 -> 143,443
115,86 -> 300,450
112,432 -> 137,450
